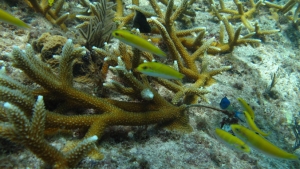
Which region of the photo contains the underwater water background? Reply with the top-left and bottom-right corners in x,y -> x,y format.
0,0 -> 300,168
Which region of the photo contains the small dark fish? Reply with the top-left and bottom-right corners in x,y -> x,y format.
220,96 -> 230,109
133,11 -> 151,33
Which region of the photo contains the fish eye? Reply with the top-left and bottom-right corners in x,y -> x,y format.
142,66 -> 148,69
115,33 -> 119,36
241,146 -> 245,149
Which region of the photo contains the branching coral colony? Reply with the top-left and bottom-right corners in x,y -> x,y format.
24,0 -> 69,30
0,0 -> 285,168
265,0 -> 300,24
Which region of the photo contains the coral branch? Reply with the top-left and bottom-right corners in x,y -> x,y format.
24,0 -> 69,30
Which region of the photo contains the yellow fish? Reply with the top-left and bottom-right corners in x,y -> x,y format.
237,98 -> 255,119
231,124 -> 298,160
215,128 -> 250,153
48,0 -> 55,6
0,9 -> 30,29
243,111 -> 270,136
112,29 -> 166,57
136,62 -> 184,80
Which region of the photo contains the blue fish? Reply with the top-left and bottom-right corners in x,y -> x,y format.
220,96 -> 230,109
234,111 -> 245,122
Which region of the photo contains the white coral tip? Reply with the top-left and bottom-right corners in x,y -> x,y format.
88,135 -> 98,141
37,95 -> 43,102
141,88 -> 154,101
67,39 -> 72,43
3,102 -> 12,109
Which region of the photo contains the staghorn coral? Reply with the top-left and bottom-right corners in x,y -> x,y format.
0,38 -> 206,168
99,0 -> 235,105
119,0 -> 278,56
209,0 -> 279,39
0,1 -> 234,165
0,95 -> 98,168
265,0 -> 300,24
209,0 -> 263,31
24,0 -> 69,30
